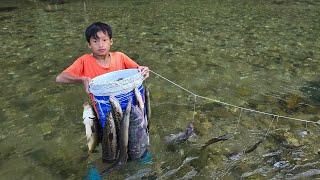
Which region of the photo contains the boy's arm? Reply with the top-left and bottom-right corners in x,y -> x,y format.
56,72 -> 91,93
56,72 -> 82,83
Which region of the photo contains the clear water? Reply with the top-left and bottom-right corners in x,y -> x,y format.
1,0 -> 320,179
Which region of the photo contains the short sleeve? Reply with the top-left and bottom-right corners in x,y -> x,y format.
63,57 -> 84,77
121,53 -> 139,68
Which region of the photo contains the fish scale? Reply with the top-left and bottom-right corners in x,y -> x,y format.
144,86 -> 151,131
109,96 -> 123,150
82,102 -> 98,154
103,98 -> 132,173
128,105 -> 149,160
102,112 -> 117,162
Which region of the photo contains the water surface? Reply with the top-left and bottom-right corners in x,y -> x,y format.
1,0 -> 320,179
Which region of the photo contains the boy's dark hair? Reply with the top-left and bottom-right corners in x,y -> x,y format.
85,22 -> 112,43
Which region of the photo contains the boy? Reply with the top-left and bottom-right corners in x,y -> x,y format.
56,22 -> 149,92
56,22 -> 150,162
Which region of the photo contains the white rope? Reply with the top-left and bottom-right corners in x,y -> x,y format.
192,95 -> 197,123
234,109 -> 243,134
150,70 -> 320,126
264,116 -> 275,139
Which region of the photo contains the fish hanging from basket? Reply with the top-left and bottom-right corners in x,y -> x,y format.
82,69 -> 151,173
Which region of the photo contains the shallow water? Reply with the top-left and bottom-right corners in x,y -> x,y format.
1,0 -> 320,179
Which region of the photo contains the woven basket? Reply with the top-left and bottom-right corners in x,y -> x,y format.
89,69 -> 143,96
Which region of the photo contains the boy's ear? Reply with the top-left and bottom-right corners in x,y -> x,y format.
87,43 -> 91,49
110,38 -> 113,45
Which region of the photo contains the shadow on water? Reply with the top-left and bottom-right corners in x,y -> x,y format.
300,80 -> 320,105
0,7 -> 18,12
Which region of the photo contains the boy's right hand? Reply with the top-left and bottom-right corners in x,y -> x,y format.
81,77 -> 92,94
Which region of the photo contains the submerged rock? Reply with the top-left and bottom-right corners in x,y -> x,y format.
297,130 -> 310,138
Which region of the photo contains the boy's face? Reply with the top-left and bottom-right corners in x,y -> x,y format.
88,31 -> 113,57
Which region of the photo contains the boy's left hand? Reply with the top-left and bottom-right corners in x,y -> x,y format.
138,66 -> 150,80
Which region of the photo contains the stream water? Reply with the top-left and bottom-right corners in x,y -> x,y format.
1,0 -> 320,179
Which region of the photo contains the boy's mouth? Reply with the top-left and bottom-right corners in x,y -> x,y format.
98,49 -> 106,52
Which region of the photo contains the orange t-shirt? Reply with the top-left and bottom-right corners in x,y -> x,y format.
63,52 -> 139,79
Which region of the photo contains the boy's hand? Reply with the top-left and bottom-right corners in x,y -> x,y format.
138,66 -> 150,80
81,77 -> 92,94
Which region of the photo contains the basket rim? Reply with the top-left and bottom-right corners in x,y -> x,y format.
89,69 -> 143,96
91,69 -> 140,83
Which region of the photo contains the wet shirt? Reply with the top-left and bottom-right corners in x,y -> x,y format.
63,52 -> 139,79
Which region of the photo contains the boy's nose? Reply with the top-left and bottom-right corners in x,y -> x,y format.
99,41 -> 104,47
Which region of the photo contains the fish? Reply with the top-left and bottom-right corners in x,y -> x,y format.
128,105 -> 149,160
103,98 -> 132,174
134,87 -> 144,111
124,168 -> 153,180
101,112 -> 118,162
144,86 -> 151,131
82,102 -> 98,153
201,133 -> 233,150
109,96 -> 123,119
243,139 -> 262,154
164,122 -> 194,145
227,140 -> 263,160
287,169 -> 320,180
109,96 -> 123,145
179,168 -> 198,180
158,156 -> 199,179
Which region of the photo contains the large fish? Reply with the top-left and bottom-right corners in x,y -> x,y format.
109,96 -> 123,119
109,96 -> 123,145
201,133 -> 233,150
164,122 -> 194,145
82,102 -> 98,153
227,140 -> 263,160
102,112 -> 118,162
103,98 -> 132,174
144,86 -> 151,131
128,104 -> 149,160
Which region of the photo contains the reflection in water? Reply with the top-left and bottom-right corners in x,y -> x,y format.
0,0 -> 320,179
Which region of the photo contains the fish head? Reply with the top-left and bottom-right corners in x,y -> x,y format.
109,96 -> 123,117
83,102 -> 95,120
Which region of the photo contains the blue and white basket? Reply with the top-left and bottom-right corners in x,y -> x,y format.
89,69 -> 145,128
